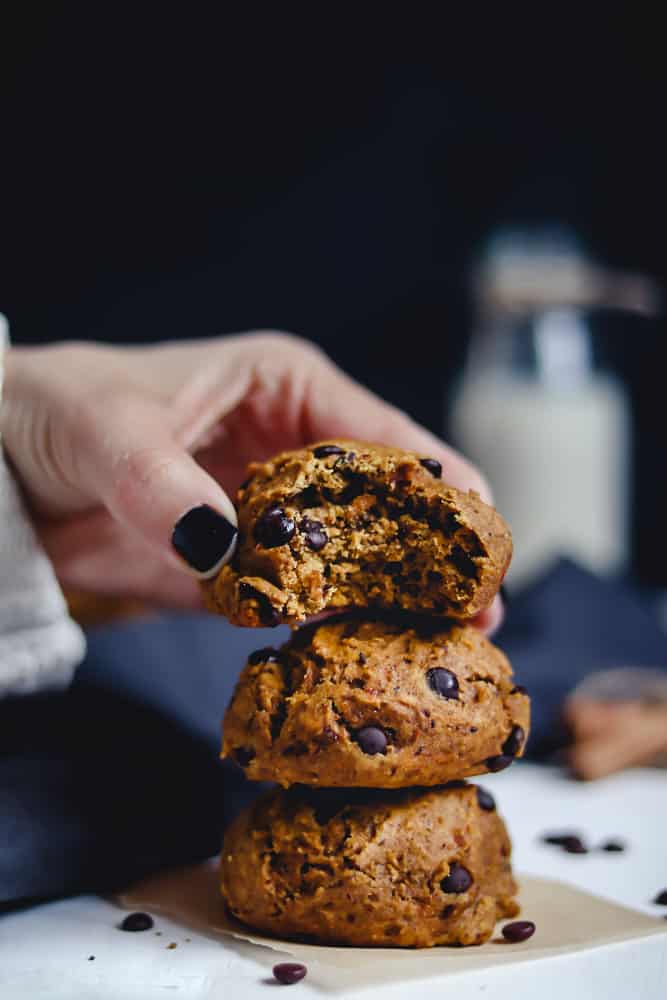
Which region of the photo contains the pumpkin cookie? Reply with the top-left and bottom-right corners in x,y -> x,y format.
203,441 -> 511,626
222,614 -> 529,788
221,782 -> 519,947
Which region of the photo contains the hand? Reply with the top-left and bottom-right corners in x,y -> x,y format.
563,697 -> 667,779
2,332 -> 499,625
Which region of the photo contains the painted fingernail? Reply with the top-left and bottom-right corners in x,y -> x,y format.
171,504 -> 238,577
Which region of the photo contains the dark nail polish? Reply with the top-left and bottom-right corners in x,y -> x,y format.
171,504 -> 237,575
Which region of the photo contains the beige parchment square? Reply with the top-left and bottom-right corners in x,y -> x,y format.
117,858 -> 667,992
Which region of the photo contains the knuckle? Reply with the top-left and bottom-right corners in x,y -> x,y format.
251,330 -> 329,364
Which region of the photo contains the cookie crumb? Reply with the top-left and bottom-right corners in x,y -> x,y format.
167,942 -> 177,949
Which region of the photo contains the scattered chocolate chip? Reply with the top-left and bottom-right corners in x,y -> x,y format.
427,667 -> 459,700
541,832 -> 581,846
561,835 -> 588,854
653,889 -> 667,905
254,507 -> 296,548
420,457 -> 442,478
502,920 -> 535,942
476,786 -> 496,811
502,725 -> 525,757
440,863 -> 473,894
313,444 -> 345,458
355,726 -> 387,755
248,647 -> 280,666
600,840 -> 626,853
233,747 -> 256,767
485,754 -> 513,772
273,962 -> 308,985
300,517 -> 328,551
510,684 -> 528,695
88,956 -> 95,961
120,912 -> 154,932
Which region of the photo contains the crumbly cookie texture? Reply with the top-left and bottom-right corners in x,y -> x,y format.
222,614 -> 530,788
202,441 -> 512,627
221,783 -> 519,947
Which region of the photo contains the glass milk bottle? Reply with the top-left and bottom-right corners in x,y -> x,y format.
450,230 -> 658,590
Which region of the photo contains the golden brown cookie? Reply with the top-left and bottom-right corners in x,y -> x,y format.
221,782 -> 519,947
222,614 -> 530,788
203,441 -> 511,626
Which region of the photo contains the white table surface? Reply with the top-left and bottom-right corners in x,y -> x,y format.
1,764 -> 666,1000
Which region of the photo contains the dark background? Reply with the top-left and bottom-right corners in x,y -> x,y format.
1,6 -> 665,583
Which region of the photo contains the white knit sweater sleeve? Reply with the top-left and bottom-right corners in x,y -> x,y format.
0,314 -> 86,696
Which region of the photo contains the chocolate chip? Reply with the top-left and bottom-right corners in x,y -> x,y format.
333,452 -> 357,472
420,457 -> 442,478
355,726 -> 387,755
248,647 -> 280,666
313,444 -> 346,458
502,725 -> 525,757
502,920 -> 535,942
273,962 -> 307,985
600,840 -> 626,853
541,831 -> 581,846
427,668 -> 459,700
653,889 -> 667,905
300,517 -> 328,551
440,863 -> 473,894
511,685 -> 528,695
233,747 -> 255,767
442,904 -> 455,918
561,835 -> 588,854
254,507 -> 296,548
485,754 -> 513,772
238,583 -> 281,626
120,912 -> 154,932
261,604 -> 281,627
88,955 -> 95,961
239,476 -> 253,491
476,786 -> 496,811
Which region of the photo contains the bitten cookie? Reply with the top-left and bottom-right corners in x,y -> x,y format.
222,614 -> 530,788
203,441 -> 511,626
221,782 -> 519,947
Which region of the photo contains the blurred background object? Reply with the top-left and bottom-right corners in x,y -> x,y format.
564,665 -> 667,779
452,229 -> 660,588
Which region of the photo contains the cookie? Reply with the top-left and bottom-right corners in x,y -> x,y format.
222,614 -> 530,788
203,441 -> 511,626
221,782 -> 519,947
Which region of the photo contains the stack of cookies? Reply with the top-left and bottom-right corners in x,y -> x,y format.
206,442 -> 530,947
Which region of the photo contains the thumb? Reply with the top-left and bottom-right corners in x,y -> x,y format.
80,394 -> 238,578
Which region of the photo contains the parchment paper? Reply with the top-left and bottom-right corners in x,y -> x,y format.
117,859 -> 667,993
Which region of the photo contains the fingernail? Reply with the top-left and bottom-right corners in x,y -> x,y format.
171,504 -> 238,578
